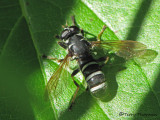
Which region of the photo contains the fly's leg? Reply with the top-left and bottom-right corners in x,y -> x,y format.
104,57 -> 109,64
97,56 -> 109,64
42,41 -> 67,62
55,34 -> 68,49
42,55 -> 64,62
97,25 -> 107,41
69,68 -> 80,110
58,41 -> 68,49
96,56 -> 109,67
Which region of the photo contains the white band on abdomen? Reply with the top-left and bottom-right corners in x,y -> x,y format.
90,82 -> 106,92
86,71 -> 103,82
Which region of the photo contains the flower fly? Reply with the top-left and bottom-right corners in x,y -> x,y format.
43,16 -> 157,109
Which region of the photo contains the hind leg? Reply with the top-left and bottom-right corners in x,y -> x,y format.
97,25 -> 107,41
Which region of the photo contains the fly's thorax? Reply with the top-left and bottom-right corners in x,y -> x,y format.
67,35 -> 91,58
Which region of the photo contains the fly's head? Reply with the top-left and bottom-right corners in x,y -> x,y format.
60,26 -> 80,41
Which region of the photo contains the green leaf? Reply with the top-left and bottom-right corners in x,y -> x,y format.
0,0 -> 160,120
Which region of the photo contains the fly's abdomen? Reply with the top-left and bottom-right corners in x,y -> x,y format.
80,60 -> 107,98
86,71 -> 107,98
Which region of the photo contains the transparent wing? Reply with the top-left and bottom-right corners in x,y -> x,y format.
44,54 -> 71,100
91,40 -> 157,61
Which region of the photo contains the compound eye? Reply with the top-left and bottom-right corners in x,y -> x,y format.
61,29 -> 69,39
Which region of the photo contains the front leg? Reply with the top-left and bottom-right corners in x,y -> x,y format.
55,34 -> 68,49
58,41 -> 68,49
42,55 -> 64,62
